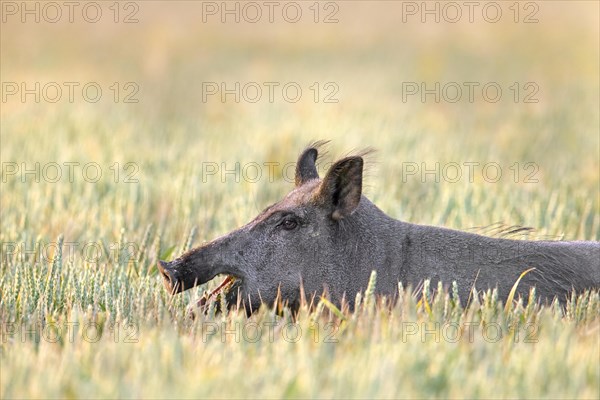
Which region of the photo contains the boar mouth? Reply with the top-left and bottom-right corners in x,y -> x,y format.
197,274 -> 242,308
157,259 -> 244,311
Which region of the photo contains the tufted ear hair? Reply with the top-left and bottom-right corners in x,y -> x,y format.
316,156 -> 363,221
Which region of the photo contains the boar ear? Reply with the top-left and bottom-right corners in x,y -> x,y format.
295,147 -> 320,186
317,156 -> 363,221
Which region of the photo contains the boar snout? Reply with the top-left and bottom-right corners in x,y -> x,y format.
158,260 -> 184,294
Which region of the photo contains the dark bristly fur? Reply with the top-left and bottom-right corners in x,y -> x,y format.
158,142 -> 600,313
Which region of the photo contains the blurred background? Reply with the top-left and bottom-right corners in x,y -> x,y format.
2,1 -> 599,244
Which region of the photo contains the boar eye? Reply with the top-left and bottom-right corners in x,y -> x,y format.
280,218 -> 298,231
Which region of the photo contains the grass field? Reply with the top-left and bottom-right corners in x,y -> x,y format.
1,1 -> 599,399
